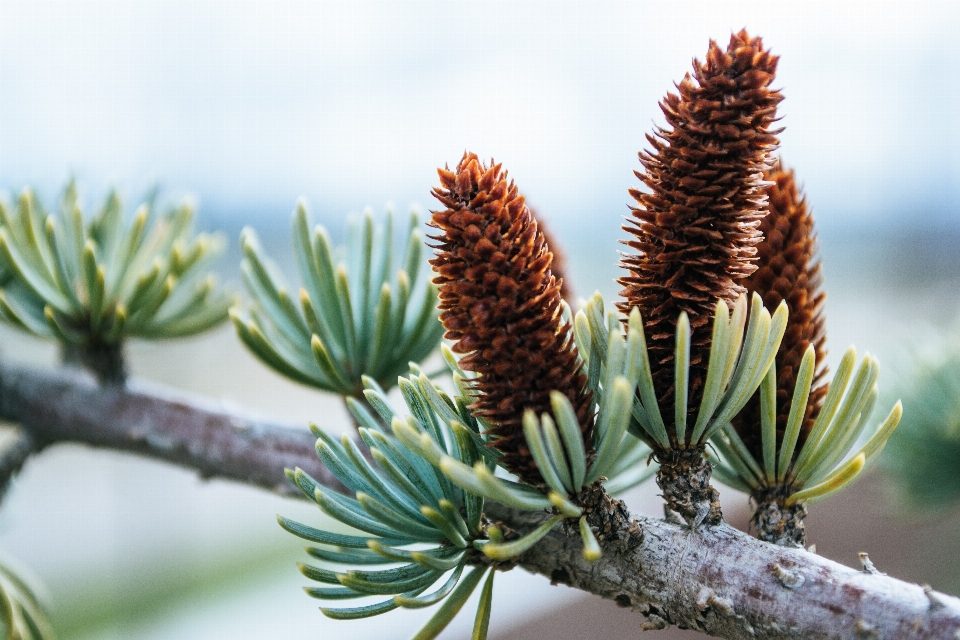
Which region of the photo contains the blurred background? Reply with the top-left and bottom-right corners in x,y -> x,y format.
1,0 -> 960,638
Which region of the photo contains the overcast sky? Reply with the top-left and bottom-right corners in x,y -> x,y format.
1,1 -> 958,233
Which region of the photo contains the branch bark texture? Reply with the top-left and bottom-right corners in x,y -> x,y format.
1,360 -> 959,640
0,361 -> 339,497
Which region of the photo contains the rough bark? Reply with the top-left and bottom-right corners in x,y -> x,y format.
752,486 -> 808,548
0,361 -> 339,497
656,446 -> 723,527
1,359 -> 959,640
487,502 -> 960,639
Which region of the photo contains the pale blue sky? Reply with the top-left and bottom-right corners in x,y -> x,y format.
1,1 -> 958,232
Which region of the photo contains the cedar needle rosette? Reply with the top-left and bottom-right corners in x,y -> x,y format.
280,370 -> 500,638
0,182 -> 231,385
232,203 -> 443,397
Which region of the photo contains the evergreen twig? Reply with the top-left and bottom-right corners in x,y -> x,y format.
0,183 -> 231,385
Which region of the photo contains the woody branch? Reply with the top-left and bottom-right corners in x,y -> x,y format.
0,360 -> 957,640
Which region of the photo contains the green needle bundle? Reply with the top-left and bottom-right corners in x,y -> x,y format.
0,183 -> 231,384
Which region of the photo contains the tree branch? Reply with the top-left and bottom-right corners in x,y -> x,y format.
0,424 -> 39,502
1,360 -> 959,639
0,360 -> 340,497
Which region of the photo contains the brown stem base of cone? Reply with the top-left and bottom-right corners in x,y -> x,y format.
751,487 -> 807,548
573,481 -> 644,551
61,341 -> 127,386
655,447 -> 722,527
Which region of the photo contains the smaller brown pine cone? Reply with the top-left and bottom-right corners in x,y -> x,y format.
429,152 -> 593,484
733,162 -> 828,470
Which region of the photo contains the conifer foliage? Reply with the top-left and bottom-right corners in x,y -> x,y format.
232,204 -> 443,397
710,164 -> 901,547
0,183 -> 231,384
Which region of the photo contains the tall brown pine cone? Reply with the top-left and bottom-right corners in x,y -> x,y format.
429,152 -> 593,484
617,29 -> 782,444
732,163 -> 828,472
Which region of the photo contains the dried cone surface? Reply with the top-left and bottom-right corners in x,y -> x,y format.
733,164 -> 827,547
734,163 -> 828,469
618,29 -> 782,444
430,153 -> 593,483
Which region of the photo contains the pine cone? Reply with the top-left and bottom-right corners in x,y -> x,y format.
617,29 -> 782,443
733,163 -> 828,468
430,153 -> 593,483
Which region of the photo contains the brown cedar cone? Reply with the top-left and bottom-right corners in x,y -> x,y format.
617,29 -> 782,446
733,163 -> 828,471
429,152 -> 594,484
732,163 -> 827,548
528,208 -> 575,306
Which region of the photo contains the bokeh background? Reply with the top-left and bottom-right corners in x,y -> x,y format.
1,1 -> 960,638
